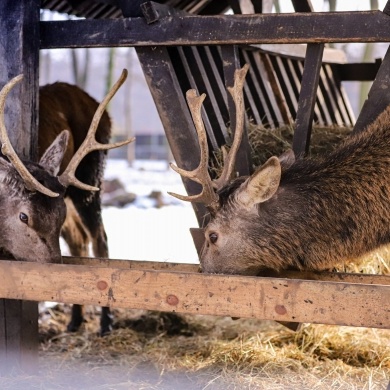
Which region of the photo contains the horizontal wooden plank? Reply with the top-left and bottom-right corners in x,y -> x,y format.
61,256 -> 390,286
255,44 -> 348,64
40,11 -> 390,49
62,256 -> 200,273
0,260 -> 389,329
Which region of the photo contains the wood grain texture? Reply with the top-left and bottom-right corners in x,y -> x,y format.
0,0 -> 40,373
0,260 -> 388,329
40,11 -> 390,50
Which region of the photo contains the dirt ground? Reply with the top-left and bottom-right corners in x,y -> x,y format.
0,304 -> 388,390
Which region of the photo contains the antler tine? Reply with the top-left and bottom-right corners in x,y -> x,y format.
168,89 -> 219,211
0,75 -> 59,197
58,69 -> 135,191
213,64 -> 249,190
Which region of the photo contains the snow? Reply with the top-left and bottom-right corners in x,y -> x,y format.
63,159 -> 200,264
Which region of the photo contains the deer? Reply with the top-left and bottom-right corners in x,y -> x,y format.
0,70 -> 134,335
170,64 -> 390,276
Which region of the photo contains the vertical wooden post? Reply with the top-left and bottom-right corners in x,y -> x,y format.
291,0 -> 324,157
0,0 -> 40,373
292,43 -> 324,156
353,45 -> 390,134
136,46 -> 209,226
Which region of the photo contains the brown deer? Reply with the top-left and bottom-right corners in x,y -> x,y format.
170,64 -> 390,276
0,70 -> 134,335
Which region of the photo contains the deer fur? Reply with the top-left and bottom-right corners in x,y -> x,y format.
0,80 -> 124,335
200,106 -> 390,276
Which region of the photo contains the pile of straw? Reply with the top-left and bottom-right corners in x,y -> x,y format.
212,123 -> 352,176
0,304 -> 384,389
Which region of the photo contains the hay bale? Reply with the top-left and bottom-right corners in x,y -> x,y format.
212,123 -> 353,176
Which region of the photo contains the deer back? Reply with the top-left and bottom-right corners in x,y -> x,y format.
200,106 -> 390,275
39,82 -> 111,175
169,64 -> 390,276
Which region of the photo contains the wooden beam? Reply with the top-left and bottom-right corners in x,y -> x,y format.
334,60 -> 381,81
293,43 -> 324,156
135,45 -> 208,226
60,255 -> 390,286
353,45 -> 390,134
0,0 -> 40,374
40,11 -> 390,50
0,260 -> 388,329
292,0 -> 314,12
0,1 -> 40,159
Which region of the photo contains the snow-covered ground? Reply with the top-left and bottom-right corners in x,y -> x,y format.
86,159 -> 199,264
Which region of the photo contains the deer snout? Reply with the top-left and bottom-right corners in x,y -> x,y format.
32,236 -> 62,264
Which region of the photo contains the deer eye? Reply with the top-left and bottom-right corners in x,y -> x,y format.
19,212 -> 29,224
209,232 -> 218,244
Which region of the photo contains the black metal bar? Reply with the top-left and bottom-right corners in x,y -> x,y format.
186,46 -> 228,145
196,46 -> 231,146
293,44 -> 324,156
242,50 -> 277,127
221,45 -> 251,176
303,59 -> 332,126
227,0 -> 242,14
40,11 -> 390,49
140,1 -> 185,23
331,66 -> 356,125
353,45 -> 390,134
292,0 -> 314,12
318,66 -> 343,125
200,46 -> 230,129
334,60 -> 382,81
322,64 -> 351,126
260,52 -> 291,125
175,47 -> 218,150
270,56 -> 298,120
383,0 -> 390,16
251,0 -> 263,14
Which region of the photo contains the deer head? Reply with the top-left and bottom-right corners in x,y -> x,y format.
0,70 -> 134,263
169,64 -> 297,275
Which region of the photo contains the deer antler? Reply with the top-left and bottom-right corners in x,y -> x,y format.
0,74 -> 60,197
169,90 -> 219,212
58,69 -> 135,191
169,64 -> 249,212
214,63 -> 249,189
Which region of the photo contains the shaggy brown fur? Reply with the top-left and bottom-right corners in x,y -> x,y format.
201,106 -> 390,276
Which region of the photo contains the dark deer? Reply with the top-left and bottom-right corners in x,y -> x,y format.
0,70 -> 134,335
170,64 -> 390,276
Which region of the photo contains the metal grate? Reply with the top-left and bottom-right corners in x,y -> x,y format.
165,44 -> 355,159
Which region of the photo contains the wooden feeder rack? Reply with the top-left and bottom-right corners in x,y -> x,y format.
0,0 -> 389,372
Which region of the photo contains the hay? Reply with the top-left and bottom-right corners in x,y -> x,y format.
212,123 -> 352,176
0,306 -> 381,389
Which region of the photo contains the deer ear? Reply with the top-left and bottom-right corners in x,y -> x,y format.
39,130 -> 69,176
236,156 -> 281,208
